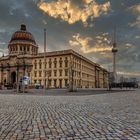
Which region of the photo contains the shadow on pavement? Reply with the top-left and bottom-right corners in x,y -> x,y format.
0,88 -> 136,96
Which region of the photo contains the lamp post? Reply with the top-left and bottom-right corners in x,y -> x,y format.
44,28 -> 47,94
16,60 -> 19,93
23,59 -> 26,76
69,63 -> 74,92
22,59 -> 26,93
6,63 -> 10,85
0,64 -> 3,86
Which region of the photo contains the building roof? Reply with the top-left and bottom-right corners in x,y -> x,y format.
36,49 -> 108,72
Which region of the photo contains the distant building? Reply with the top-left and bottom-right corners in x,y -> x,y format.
0,24 -> 108,88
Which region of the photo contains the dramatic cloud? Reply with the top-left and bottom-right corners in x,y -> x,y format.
69,33 -> 112,53
37,0 -> 110,26
0,0 -> 140,79
129,3 -> 140,28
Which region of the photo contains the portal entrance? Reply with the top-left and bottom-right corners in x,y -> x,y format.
11,71 -> 16,84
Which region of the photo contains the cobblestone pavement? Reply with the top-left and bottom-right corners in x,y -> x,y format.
0,89 -> 140,140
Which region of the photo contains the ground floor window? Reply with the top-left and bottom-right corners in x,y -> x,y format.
54,79 -> 57,88
39,80 -> 42,85
48,79 -> 51,87
65,79 -> 68,87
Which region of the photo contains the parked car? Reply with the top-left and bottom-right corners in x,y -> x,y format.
34,83 -> 43,89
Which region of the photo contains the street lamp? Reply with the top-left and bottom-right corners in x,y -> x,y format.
16,60 -> 19,93
0,64 -> 3,85
23,59 -> 26,76
44,28 -> 47,94
6,63 -> 10,85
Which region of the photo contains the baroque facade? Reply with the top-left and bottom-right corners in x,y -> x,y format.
0,24 -> 108,88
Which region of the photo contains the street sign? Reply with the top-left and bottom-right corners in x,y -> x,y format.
22,76 -> 30,85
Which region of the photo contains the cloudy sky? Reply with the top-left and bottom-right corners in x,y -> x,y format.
0,0 -> 140,78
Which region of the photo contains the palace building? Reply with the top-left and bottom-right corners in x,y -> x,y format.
0,24 -> 108,89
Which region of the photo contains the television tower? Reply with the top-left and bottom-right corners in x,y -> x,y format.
112,28 -> 118,82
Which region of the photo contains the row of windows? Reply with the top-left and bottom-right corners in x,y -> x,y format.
9,46 -> 37,54
34,61 -> 68,69
34,57 -> 68,63
34,69 -> 68,77
34,79 -> 68,87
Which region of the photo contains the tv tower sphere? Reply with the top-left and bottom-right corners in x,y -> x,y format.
112,43 -> 118,53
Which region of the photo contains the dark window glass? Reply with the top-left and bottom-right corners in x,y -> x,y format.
34,71 -> 37,77
65,70 -> 68,76
60,70 -> 62,76
65,79 -> 68,86
39,60 -> 42,69
54,70 -> 57,77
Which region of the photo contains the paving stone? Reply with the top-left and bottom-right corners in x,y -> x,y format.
0,89 -> 140,139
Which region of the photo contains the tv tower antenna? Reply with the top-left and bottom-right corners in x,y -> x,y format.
112,27 -> 118,82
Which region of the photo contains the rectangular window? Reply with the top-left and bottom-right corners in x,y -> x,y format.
65,79 -> 68,87
54,79 -> 57,87
39,80 -> 42,85
65,61 -> 68,67
34,80 -> 37,84
39,63 -> 42,69
48,79 -> 51,87
34,71 -> 37,77
35,63 -> 37,69
49,62 -> 52,68
60,62 -> 62,68
60,70 -> 62,76
45,71 -> 47,77
27,46 -> 30,51
65,69 -> 68,76
45,63 -> 47,69
54,62 -> 57,68
49,71 -> 51,77
39,60 -> 42,69
54,70 -> 57,77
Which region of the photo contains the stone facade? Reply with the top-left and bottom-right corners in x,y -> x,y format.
0,24 -> 108,89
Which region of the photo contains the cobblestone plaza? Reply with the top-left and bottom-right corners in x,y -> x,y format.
0,90 -> 140,140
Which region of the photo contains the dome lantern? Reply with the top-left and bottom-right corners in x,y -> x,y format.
20,24 -> 26,31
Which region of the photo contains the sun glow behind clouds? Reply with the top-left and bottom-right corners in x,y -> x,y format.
69,33 -> 112,53
37,0 -> 110,26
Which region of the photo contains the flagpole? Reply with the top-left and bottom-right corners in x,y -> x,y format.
44,28 -> 47,94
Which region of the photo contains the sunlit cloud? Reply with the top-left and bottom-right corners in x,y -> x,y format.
129,3 -> 140,28
69,33 -> 112,53
37,0 -> 111,27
